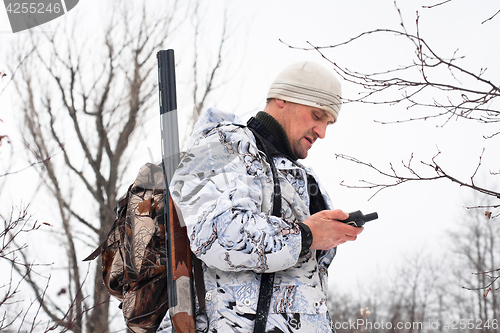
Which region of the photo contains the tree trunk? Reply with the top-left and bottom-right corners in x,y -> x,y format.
87,261 -> 111,333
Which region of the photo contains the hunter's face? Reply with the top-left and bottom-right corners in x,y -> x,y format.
279,102 -> 335,159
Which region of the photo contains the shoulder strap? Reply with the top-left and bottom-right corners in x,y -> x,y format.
249,128 -> 282,217
248,127 -> 281,333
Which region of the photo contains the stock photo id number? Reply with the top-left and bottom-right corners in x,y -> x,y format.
3,0 -> 79,33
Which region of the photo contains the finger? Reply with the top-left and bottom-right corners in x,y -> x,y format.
320,209 -> 348,221
332,221 -> 362,233
343,233 -> 358,241
348,225 -> 364,235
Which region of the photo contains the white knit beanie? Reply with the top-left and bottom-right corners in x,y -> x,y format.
267,61 -> 342,122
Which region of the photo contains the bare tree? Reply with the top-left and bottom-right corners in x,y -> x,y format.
0,205 -> 71,332
283,1 -> 500,217
190,3 -> 227,119
449,196 -> 500,330
327,289 -> 377,333
6,1 -> 231,331
283,1 -> 500,298
1,207 -> 35,331
327,204 -> 499,333
328,251 -> 448,333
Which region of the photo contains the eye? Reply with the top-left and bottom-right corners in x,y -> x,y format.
313,112 -> 321,120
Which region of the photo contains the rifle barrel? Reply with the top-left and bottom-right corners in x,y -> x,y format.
157,50 -> 195,332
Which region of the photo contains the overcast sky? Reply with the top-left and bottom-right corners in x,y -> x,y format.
1,0 -> 499,300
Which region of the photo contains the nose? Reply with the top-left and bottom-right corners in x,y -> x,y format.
313,123 -> 327,139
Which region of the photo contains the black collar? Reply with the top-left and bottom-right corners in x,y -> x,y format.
247,112 -> 296,160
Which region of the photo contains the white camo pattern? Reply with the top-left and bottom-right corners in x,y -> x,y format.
157,108 -> 336,332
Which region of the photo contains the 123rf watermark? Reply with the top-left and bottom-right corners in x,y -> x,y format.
3,0 -> 79,33
329,318 -> 499,331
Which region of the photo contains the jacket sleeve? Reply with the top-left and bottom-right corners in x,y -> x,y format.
170,125 -> 302,273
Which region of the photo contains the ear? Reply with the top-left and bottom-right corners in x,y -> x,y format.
275,99 -> 286,108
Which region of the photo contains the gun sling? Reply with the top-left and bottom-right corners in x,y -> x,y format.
249,128 -> 282,333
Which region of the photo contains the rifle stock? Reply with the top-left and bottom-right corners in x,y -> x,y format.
157,49 -> 196,333
168,195 -> 195,332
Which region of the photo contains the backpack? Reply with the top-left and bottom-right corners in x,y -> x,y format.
84,125 -> 281,333
84,163 -> 170,333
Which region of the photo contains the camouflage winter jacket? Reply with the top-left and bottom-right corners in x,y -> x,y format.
157,108 -> 336,332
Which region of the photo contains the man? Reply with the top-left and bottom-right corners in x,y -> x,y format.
159,61 -> 363,332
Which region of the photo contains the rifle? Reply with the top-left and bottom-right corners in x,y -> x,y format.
157,49 -> 196,333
